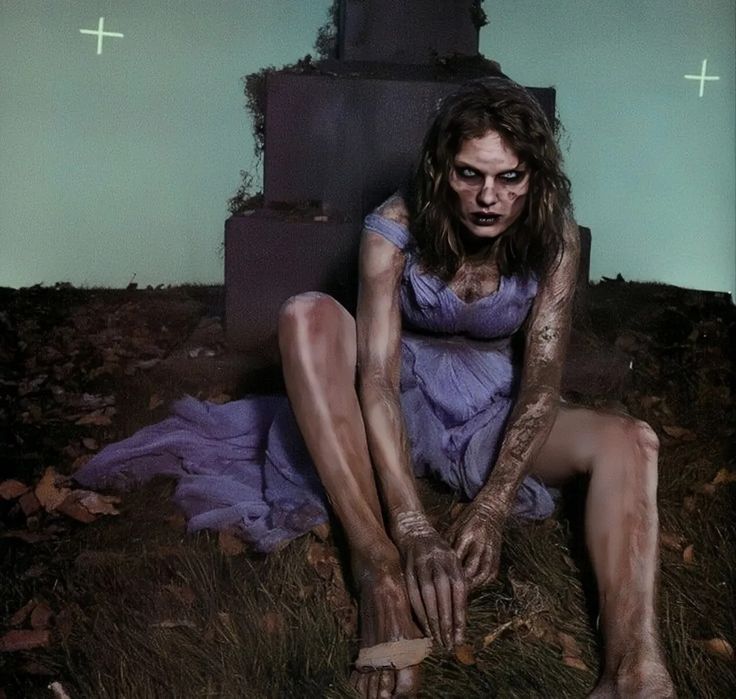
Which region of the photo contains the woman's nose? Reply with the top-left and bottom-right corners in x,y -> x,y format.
476,177 -> 498,206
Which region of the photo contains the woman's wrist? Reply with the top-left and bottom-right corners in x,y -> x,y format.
391,509 -> 435,547
473,493 -> 512,524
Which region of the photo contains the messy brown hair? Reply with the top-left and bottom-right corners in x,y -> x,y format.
410,77 -> 572,280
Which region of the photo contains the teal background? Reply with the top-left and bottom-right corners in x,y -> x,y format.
1,1 -> 734,294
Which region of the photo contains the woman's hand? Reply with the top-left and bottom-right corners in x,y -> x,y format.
393,511 -> 466,651
447,499 -> 507,592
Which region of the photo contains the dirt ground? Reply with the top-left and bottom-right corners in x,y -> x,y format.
1,280 -> 734,698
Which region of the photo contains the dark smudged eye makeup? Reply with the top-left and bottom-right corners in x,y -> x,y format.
456,166 -> 481,179
498,170 -> 526,183
454,166 -> 527,184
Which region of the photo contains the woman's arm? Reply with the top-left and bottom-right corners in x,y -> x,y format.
479,217 -> 580,506
450,217 -> 580,588
356,197 -> 466,648
355,223 -> 423,521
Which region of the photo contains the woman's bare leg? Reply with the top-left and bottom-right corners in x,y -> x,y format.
278,292 -> 422,698
532,405 -> 674,697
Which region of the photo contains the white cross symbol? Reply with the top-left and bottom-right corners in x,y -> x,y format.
684,59 -> 720,97
79,17 -> 124,55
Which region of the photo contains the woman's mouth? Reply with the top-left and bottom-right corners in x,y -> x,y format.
470,212 -> 502,226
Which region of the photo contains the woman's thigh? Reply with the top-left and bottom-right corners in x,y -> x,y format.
530,403 -> 645,486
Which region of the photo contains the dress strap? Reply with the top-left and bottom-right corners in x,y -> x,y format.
363,213 -> 413,251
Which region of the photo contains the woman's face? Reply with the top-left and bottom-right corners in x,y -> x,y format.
448,130 -> 530,240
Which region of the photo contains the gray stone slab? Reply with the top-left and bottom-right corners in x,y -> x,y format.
338,0 -> 480,63
224,210 -> 358,357
264,72 -> 556,219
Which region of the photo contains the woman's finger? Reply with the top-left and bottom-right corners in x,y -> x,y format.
450,567 -> 467,646
418,566 -> 441,644
432,567 -> 454,650
462,541 -> 483,581
468,554 -> 493,592
405,565 -> 430,636
452,527 -> 472,562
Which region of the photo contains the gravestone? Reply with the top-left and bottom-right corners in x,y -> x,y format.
224,0 -> 579,360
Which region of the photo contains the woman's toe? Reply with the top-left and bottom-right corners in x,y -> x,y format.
393,665 -> 420,697
377,669 -> 395,698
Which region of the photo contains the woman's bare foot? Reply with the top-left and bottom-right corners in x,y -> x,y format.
588,646 -> 675,698
350,554 -> 426,698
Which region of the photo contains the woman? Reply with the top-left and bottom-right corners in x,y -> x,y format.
277,78 -> 674,698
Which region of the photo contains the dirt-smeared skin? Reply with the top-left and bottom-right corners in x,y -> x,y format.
533,408 -> 675,697
349,557 -> 423,698
278,205 -> 432,696
279,181 -> 674,696
448,215 -> 581,589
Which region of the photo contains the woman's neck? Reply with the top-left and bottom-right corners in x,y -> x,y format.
459,228 -> 498,265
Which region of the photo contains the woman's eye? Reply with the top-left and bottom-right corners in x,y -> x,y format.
499,170 -> 523,183
457,167 -> 479,179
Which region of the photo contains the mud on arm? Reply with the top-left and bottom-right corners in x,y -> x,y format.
478,217 -> 581,512
449,219 -> 580,590
356,223 -> 467,648
355,228 -> 423,522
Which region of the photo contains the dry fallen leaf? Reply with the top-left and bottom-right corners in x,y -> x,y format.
131,358 -> 161,371
48,681 -> 72,699
682,544 -> 695,565
57,500 -> 97,523
54,607 -> 76,643
695,637 -> 734,661
615,333 -> 639,352
75,410 -> 112,426
20,660 -> 54,676
70,454 -> 93,471
81,437 -> 99,451
557,632 -> 589,671
557,631 -> 583,658
19,490 -> 41,516
662,425 -> 697,441
30,602 -> 53,629
307,541 -> 337,580
259,610 -> 286,635
454,643 -> 477,665
165,513 -> 187,530
639,395 -> 661,409
75,490 -> 121,516
207,393 -> 231,405
689,479 -> 718,497
0,629 -> 51,652
563,655 -> 589,671
0,530 -> 51,544
34,468 -> 72,512
218,529 -> 245,556
22,563 -> 47,580
310,522 -> 331,542
0,480 -> 29,500
660,531 -> 684,552
148,393 -> 165,411
56,490 -> 121,522
9,600 -> 36,627
165,584 -> 197,607
711,468 -> 736,486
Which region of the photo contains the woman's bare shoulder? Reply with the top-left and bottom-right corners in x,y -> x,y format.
374,192 -> 410,228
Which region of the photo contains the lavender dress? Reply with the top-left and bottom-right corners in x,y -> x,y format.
75,213 -> 554,552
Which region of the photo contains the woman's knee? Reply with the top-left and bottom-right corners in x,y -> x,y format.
277,292 -> 355,360
599,415 -> 660,477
